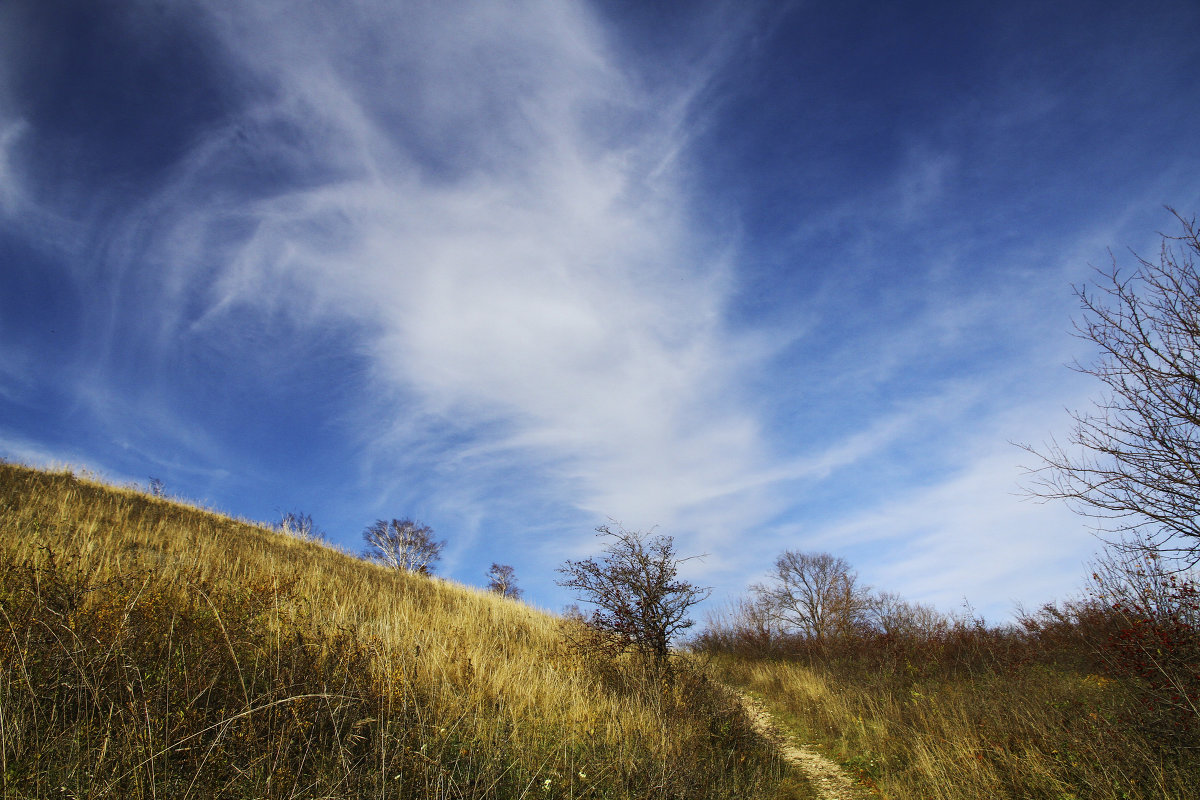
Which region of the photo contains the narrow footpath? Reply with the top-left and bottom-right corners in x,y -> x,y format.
734,691 -> 874,800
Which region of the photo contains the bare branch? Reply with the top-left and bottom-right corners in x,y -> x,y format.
1022,210 -> 1200,566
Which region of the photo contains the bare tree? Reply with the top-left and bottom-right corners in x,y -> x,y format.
278,510 -> 325,543
866,590 -> 947,639
485,563 -> 522,599
1024,210 -> 1200,565
695,595 -> 784,655
556,524 -> 710,662
866,590 -> 907,635
752,551 -> 869,643
362,518 -> 444,574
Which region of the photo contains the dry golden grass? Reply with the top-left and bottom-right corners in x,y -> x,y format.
710,649 -> 1198,800
0,462 -> 790,798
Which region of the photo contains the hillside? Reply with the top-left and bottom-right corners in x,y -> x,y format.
0,463 -> 793,799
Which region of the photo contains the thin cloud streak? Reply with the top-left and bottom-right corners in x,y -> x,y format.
0,432 -> 144,490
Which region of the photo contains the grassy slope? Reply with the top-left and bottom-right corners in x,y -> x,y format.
0,463 -> 793,799
710,649 -> 1197,800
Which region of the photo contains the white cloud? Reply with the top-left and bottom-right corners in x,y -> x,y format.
0,1 -> 1153,617
112,3 -> 1124,605
91,0 -> 784,553
821,451 -> 1094,616
783,364 -> 1107,622
894,145 -> 957,224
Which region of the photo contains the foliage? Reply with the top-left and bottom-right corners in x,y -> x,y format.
361,517 -> 444,573
1026,543 -> 1200,749
1024,210 -> 1200,565
557,524 -> 710,662
485,562 -> 522,599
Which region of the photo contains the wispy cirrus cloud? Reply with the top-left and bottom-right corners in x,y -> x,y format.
5,0 -> 1198,619
0,120 -> 28,216
59,0 -> 787,557
57,1 -> 1133,599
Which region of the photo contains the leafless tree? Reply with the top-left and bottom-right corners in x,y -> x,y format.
1023,210 -> 1200,565
695,595 -> 784,655
866,590 -> 947,639
278,510 -> 325,543
362,518 -> 444,574
752,550 -> 869,643
556,524 -> 710,662
486,563 -> 522,599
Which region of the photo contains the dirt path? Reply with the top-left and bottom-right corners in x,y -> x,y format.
734,691 -> 873,800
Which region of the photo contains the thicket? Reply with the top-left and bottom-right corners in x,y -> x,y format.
0,463 -> 794,799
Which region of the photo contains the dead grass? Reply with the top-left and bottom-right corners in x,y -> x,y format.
707,643 -> 1198,800
0,462 -> 789,798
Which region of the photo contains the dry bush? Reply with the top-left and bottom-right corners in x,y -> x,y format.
1021,545 -> 1200,753
556,524 -> 709,663
696,596 -> 784,657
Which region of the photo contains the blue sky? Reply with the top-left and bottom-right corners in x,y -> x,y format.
3,0 -> 1199,622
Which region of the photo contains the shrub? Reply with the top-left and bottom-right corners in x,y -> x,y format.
557,524 -> 709,663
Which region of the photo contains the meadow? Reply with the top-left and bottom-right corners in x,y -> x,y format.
8,459 -> 1194,800
0,462 -> 799,799
699,607 -> 1199,800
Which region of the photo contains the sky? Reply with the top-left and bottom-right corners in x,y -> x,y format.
2,0 -> 1199,623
